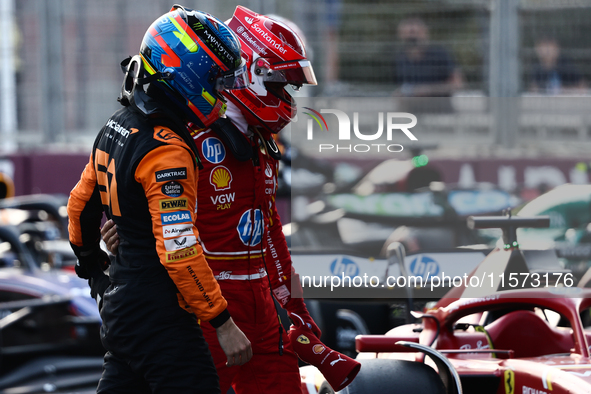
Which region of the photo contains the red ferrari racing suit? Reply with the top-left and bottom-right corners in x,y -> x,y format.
192,120 -> 303,393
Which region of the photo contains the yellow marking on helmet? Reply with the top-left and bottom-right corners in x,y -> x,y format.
202,88 -> 216,106
168,16 -> 199,53
141,54 -> 174,90
140,55 -> 157,75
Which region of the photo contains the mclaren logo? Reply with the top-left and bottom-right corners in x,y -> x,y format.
106,119 -> 135,138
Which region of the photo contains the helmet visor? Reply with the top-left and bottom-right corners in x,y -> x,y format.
263,59 -> 317,86
218,58 -> 250,90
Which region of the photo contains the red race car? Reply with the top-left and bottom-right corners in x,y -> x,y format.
301,215 -> 591,394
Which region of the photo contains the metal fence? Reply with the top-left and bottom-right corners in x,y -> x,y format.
2,0 -> 591,151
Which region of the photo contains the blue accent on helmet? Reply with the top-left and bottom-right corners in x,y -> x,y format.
138,6 -> 244,128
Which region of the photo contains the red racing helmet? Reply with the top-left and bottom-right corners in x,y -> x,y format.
224,6 -> 317,135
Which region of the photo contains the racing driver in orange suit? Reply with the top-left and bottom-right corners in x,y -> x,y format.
101,6 -> 322,393
67,6 -> 252,393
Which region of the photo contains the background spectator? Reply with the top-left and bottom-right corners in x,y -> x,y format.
393,17 -> 463,98
529,36 -> 586,94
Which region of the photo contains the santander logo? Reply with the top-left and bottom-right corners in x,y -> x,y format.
244,17 -> 254,24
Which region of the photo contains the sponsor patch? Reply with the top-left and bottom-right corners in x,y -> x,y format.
313,345 -> 325,354
264,163 -> 276,195
161,210 -> 192,225
504,370 -> 514,394
163,224 -> 193,239
265,163 -> 273,178
217,271 -> 232,280
164,235 -> 197,251
210,193 -> 235,205
210,166 -> 232,191
165,246 -> 197,263
155,167 -> 187,182
154,128 -> 182,143
162,181 -> 184,197
159,198 -> 188,211
236,209 -> 263,246
202,137 -> 226,164
297,335 -> 310,345
272,285 -> 290,306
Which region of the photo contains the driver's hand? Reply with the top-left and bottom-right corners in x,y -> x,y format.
215,317 -> 252,367
101,219 -> 120,255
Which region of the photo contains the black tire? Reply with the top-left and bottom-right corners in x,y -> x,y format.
338,359 -> 446,394
319,381 -> 335,394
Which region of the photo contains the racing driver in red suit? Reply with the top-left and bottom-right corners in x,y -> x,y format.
103,6 -> 321,393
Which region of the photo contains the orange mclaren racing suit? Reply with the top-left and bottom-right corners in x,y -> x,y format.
192,121 -> 307,394
68,106 -> 230,393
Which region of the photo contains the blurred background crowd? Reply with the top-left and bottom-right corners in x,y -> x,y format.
1,0 -> 591,153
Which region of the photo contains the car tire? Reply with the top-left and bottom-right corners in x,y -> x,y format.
318,381 -> 335,394
337,358 -> 446,394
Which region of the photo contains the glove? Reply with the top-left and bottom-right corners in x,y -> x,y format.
288,314 -> 361,392
70,243 -> 110,280
89,272 -> 111,309
277,269 -> 322,338
284,297 -> 322,339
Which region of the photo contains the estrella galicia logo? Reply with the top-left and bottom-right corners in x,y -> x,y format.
409,255 -> 439,280
330,256 -> 359,278
202,137 -> 226,164
237,209 -> 263,246
155,167 -> 187,182
162,181 -> 184,197
161,210 -> 192,225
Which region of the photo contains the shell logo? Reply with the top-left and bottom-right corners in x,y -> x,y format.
313,344 -> 325,354
210,166 -> 232,191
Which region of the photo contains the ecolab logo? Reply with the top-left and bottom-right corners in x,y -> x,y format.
303,107 -> 418,153
161,210 -> 192,225
252,24 -> 287,54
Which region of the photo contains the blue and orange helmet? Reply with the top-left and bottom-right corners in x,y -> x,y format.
139,4 -> 248,128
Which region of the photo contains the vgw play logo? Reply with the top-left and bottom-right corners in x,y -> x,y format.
302,107 -> 418,154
